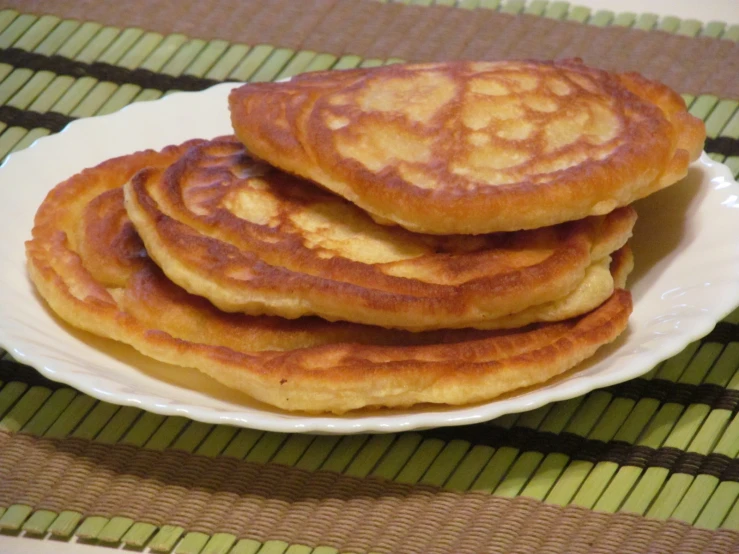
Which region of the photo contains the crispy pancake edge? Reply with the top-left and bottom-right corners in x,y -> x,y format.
229,59 -> 705,234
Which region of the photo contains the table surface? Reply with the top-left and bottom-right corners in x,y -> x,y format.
0,0 -> 739,554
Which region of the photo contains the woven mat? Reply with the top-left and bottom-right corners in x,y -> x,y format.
1,1 -> 739,552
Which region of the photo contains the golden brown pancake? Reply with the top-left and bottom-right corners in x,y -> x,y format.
124,136 -> 636,331
229,59 -> 705,234
26,143 -> 633,414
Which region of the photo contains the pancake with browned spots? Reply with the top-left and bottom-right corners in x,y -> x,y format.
124,137 -> 635,331
229,59 -> 704,234
26,143 -> 633,413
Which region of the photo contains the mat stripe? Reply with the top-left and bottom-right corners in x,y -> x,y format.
2,3 -> 739,552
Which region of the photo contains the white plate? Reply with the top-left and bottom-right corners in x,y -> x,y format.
1,83 -> 738,434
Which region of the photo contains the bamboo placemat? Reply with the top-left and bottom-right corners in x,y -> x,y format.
1,1 -> 739,552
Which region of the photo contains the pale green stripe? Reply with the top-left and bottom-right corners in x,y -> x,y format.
0,381 -> 28,419
457,0 -> 481,9
589,10 -> 614,27
525,0 -> 549,16
543,1 -> 569,20
184,39 -> 230,77
501,0 -> 526,15
705,100 -> 739,138
57,22 -> 105,60
371,433 -> 422,480
721,493 -> 739,530
658,16 -> 681,33
221,428 -> 263,459
0,386 -> 52,432
22,509 -> 57,534
121,522 -> 158,547
479,0 -> 501,9
70,402 -> 120,440
395,438 -> 445,484
176,530 -> 210,554
270,434 -> 315,466
34,20 -> 82,55
157,36 -> 204,75
671,475 -> 719,523
662,405 -> 710,449
332,55 -> 363,70
195,425 -> 239,457
321,434 -> 369,473
620,466 -> 669,514
611,12 -> 636,27
714,413 -> 739,457
589,397 -> 636,443
294,435 -> 341,471
0,504 -> 32,530
636,403 -> 684,447
149,524 -> 186,552
171,421 -> 215,452
646,472 -> 694,520
75,514 -> 108,539
704,343 -> 739,386
229,539 -> 263,554
229,44 -> 275,81
688,410 -> 732,454
469,446 -> 519,493
419,439 -> 470,486
245,432 -> 288,463
97,516 -> 134,543
677,19 -> 703,36
208,44 -> 251,80
695,481 -> 739,529
722,24 -> 739,41
680,342 -> 723,384
13,14 -> 60,51
521,452 -> 569,500
344,434 -> 395,478
633,13 -> 659,30
445,445 -> 495,491
701,21 -> 725,38
8,126 -> 49,155
22,388 -> 76,436
0,13 -> 36,49
116,410 -> 162,446
515,403 -> 554,430
567,6 -> 590,23
688,95 -> 719,121
48,510 -> 83,537
276,50 -> 318,80
0,10 -> 20,36
95,27 -> 144,65
539,396 -> 585,434
255,540 -> 288,554
305,53 -> 339,73
144,415 -> 188,450
564,391 -> 611,437
494,451 -> 544,497
201,532 -> 238,554
657,341 -> 699,382
570,461 -> 619,508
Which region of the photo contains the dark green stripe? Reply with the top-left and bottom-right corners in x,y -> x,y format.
1,47 -> 225,93
421,426 -> 739,480
0,105 -> 71,133
705,136 -> 739,158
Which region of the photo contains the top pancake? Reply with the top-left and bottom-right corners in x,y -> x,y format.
26,142 -> 633,413
124,137 -> 635,331
229,59 -> 705,234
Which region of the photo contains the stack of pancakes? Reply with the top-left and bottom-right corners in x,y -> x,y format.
26,59 -> 705,414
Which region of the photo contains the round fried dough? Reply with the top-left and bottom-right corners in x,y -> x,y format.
26,144 -> 633,414
229,59 -> 705,234
124,137 -> 636,331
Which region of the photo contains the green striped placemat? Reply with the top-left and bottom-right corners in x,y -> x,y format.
1,1 -> 739,552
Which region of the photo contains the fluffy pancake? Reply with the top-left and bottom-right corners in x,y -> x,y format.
229,59 -> 705,234
124,136 -> 636,331
26,144 -> 633,413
